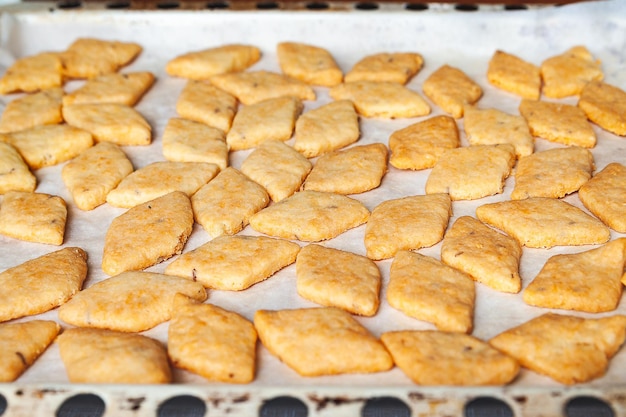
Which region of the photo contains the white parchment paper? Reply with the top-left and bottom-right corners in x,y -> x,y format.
0,0 -> 625,389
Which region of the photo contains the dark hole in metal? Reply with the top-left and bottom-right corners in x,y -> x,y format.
504,4 -> 528,10
405,2 -> 428,10
260,396 -> 308,417
206,1 -> 229,9
56,394 -> 105,417
465,397 -> 513,417
57,0 -> 81,9
157,1 -> 180,8
256,1 -> 279,9
306,2 -> 329,9
565,396 -> 614,417
455,3 -> 478,11
157,395 -> 206,417
0,394 -> 6,416
355,2 -> 379,10
362,397 -> 410,417
106,1 -> 130,8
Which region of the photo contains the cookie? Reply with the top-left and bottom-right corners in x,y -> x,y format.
191,167 -> 269,237
476,197 -> 611,248
102,191 -> 194,276
0,247 -> 87,322
61,142 -> 134,211
388,115 -> 459,170
578,162 -> 626,232
364,193 -> 451,260
176,80 -> 238,133
511,146 -> 594,200
329,81 -> 430,118
61,38 -> 142,79
240,140 -> 312,202
578,81 -> 626,136
302,143 -> 388,195
422,65 -> 482,118
440,216 -> 522,294
295,244 -> 381,316
168,294 -> 257,383
277,42 -> 342,87
0,142 -> 37,194
62,71 -> 155,106
345,52 -> 423,85
249,190 -> 370,242
254,307 -> 393,376
387,251 -> 475,332
166,44 -> 261,79
486,50 -> 541,100
293,100 -> 360,158
162,118 -> 228,170
165,235 -> 300,291
57,328 -> 171,383
58,270 -> 207,332
226,96 -> 302,151
540,46 -> 603,98
425,144 -> 516,200
490,313 -> 626,384
523,238 -> 626,313
0,52 -> 63,94
0,191 -> 67,245
106,161 -> 219,208
0,87 -> 63,133
382,330 -> 519,385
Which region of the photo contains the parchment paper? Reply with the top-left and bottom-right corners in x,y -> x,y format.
0,0 -> 625,388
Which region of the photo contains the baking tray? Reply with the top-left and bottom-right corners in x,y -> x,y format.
0,0 -> 625,415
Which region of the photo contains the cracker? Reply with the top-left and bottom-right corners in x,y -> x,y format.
61,38 -> 142,79
254,307 -> 393,376
302,143 -> 387,194
240,140 -> 312,202
519,99 -> 596,148
176,80 -> 238,132
61,142 -> 133,211
486,50 -> 541,100
344,52 -> 423,85
511,146 -> 594,200
0,247 -> 87,322
422,65 -> 482,118
102,191 -> 194,276
0,52 -> 63,94
277,42 -> 342,87
540,46 -> 603,98
191,167 -> 269,237
523,238 -> 626,313
0,320 -> 60,382
57,328 -> 171,384
364,193 -> 451,260
62,71 -> 155,106
166,44 -> 261,80
578,81 -> 626,136
106,161 -> 219,208
295,244 -> 381,316
58,270 -> 207,332
226,96 -> 302,151
249,190 -> 370,242
387,251 -> 475,332
62,103 -> 152,146
162,118 -> 228,170
388,115 -> 459,170
0,191 -> 67,245
0,124 -> 93,170
0,142 -> 36,194
382,330 -> 519,385
476,197 -> 611,248
579,162 -> 626,233
168,295 -> 257,383
463,105 -> 534,158
293,100 -> 360,158
0,87 -> 63,133
489,313 -> 626,385
210,70 -> 315,105
441,216 -> 522,294
425,144 -> 516,200
165,235 -> 300,291
329,81 -> 430,119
